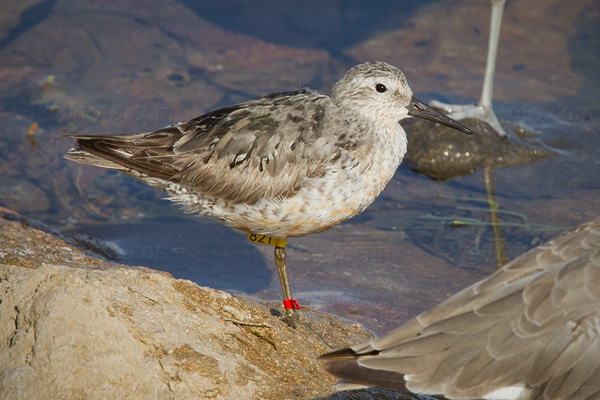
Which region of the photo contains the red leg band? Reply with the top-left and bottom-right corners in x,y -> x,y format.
283,299 -> 300,310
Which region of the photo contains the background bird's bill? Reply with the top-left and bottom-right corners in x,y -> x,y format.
406,97 -> 473,135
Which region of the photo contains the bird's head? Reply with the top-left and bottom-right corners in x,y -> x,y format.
333,61 -> 472,135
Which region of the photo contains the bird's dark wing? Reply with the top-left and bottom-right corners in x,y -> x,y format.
65,89 -> 350,204
321,218 -> 600,399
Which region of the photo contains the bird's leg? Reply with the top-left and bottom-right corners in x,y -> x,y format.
429,0 -> 507,137
274,246 -> 300,325
480,0 -> 505,110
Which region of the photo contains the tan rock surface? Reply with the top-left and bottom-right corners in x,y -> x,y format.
0,209 -> 430,399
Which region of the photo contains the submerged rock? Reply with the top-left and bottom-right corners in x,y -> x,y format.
405,118 -> 556,181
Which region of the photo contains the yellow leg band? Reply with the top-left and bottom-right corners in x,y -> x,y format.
247,233 -> 287,248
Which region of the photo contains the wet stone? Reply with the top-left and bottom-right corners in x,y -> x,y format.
404,118 -> 557,181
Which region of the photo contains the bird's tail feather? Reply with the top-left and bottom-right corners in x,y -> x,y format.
319,348 -> 409,392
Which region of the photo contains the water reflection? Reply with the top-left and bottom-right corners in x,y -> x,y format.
179,0 -> 430,54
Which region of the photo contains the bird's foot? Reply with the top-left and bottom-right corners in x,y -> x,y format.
270,302 -> 301,328
429,100 -> 507,138
281,298 -> 301,328
281,309 -> 300,329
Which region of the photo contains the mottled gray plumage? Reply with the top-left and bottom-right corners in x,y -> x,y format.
321,218 -> 600,400
67,90 -> 332,206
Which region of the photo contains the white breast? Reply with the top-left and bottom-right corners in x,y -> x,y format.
234,122 -> 407,237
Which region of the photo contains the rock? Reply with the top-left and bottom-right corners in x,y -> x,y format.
0,207 -> 118,267
0,208 -> 431,399
404,118 -> 556,181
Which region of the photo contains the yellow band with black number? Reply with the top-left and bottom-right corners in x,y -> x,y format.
247,233 -> 287,248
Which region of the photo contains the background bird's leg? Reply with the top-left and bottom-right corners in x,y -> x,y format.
480,0 -> 506,110
429,0 -> 507,137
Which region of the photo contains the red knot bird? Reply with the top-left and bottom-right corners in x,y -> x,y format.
64,61 -> 472,325
321,217 -> 600,399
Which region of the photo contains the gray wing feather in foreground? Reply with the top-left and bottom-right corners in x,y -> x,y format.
321,218 -> 600,400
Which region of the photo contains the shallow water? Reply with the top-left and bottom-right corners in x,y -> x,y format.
0,0 -> 598,335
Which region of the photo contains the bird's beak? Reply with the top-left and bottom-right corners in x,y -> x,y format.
406,97 -> 473,135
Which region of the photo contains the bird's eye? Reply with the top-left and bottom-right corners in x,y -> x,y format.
375,83 -> 387,93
